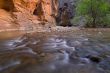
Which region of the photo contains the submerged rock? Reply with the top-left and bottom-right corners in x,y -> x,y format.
85,55 -> 102,63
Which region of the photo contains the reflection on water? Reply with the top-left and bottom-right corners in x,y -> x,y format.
0,30 -> 110,73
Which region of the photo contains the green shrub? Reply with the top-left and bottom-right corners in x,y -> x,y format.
75,0 -> 110,27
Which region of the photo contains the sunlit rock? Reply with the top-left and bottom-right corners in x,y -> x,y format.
0,9 -> 18,30
0,0 -> 58,30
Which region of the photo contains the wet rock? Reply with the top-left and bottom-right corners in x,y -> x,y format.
86,55 -> 102,63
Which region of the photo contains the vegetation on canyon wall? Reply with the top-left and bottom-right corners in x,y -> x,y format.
72,0 -> 110,28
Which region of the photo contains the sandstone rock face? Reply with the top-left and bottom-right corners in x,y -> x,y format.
13,0 -> 38,14
33,0 -> 58,26
0,0 -> 77,31
0,0 -> 59,31
41,0 -> 58,24
0,9 -> 18,30
0,0 -> 15,11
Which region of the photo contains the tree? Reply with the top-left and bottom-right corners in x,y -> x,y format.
76,0 -> 110,27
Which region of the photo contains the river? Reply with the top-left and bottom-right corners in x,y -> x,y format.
0,30 -> 110,73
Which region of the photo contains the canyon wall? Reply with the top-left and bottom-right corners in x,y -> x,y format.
0,0 -> 75,31
0,0 -> 59,30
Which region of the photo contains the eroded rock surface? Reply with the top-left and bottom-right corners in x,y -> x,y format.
0,0 -> 78,31
0,0 -> 59,31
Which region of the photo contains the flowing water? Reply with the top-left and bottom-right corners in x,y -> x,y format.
0,30 -> 110,73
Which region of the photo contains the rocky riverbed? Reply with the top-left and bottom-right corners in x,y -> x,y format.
0,29 -> 110,73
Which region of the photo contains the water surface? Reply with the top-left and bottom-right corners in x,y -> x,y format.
0,30 -> 110,73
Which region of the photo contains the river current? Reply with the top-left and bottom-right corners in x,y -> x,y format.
0,30 -> 110,73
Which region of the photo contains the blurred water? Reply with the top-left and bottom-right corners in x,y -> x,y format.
0,30 -> 110,73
